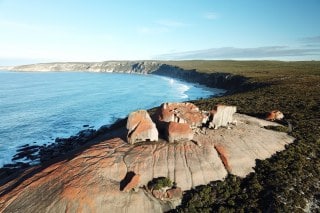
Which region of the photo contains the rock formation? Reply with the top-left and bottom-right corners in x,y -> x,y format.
266,110 -> 284,121
126,110 -> 158,144
208,104 -> 237,129
166,122 -> 193,142
156,102 -> 204,129
166,188 -> 182,200
151,187 -> 182,201
195,113 -> 294,176
0,103 -> 295,212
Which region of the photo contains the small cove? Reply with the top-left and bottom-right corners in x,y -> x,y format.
0,71 -> 224,166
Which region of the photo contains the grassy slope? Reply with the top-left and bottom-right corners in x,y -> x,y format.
165,60 -> 320,212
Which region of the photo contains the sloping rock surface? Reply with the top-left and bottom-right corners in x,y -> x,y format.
196,113 -> 294,177
0,114 -> 294,213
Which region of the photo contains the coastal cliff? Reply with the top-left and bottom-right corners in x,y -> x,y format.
4,61 -> 161,73
4,61 -> 262,94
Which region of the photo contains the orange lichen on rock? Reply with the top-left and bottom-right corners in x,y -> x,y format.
157,102 -> 204,128
166,122 -> 194,143
266,110 -> 284,121
215,144 -> 231,172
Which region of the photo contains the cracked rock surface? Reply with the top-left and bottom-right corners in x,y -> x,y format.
0,114 -> 294,213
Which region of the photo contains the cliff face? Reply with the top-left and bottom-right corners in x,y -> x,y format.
7,61 -> 161,74
5,61 -> 265,93
0,113 -> 294,212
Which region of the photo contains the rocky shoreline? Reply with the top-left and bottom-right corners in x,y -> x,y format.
0,61 -> 248,180
0,61 -> 293,212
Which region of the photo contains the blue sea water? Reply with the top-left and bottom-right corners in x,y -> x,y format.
0,71 -> 224,166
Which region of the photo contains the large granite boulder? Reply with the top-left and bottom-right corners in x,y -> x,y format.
126,110 -> 158,144
156,102 -> 204,129
166,122 -> 194,143
208,105 -> 237,129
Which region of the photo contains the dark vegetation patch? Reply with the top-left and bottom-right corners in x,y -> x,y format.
264,125 -> 289,133
168,60 -> 320,212
148,177 -> 174,190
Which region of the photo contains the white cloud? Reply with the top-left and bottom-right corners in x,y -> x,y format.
300,35 -> 320,43
155,46 -> 320,60
204,12 -> 219,20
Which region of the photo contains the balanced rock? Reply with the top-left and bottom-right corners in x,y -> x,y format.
157,102 -> 204,128
266,110 -> 284,121
166,122 -> 193,143
126,110 -> 158,144
208,105 -> 237,129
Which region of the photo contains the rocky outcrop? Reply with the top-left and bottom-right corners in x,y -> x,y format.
166,188 -> 182,200
0,111 -> 294,212
151,187 -> 182,201
195,113 -> 294,176
208,105 -> 237,129
126,110 -> 158,144
166,122 -> 194,143
156,102 -> 204,128
266,110 -> 284,121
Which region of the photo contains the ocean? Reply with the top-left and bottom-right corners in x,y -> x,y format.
0,71 -> 224,166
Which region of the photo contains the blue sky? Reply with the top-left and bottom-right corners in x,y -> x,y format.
0,0 -> 319,65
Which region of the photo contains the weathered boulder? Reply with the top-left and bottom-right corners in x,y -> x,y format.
122,174 -> 141,192
156,102 -> 204,128
126,110 -> 158,144
266,110 -> 284,121
166,187 -> 182,200
151,187 -> 182,200
208,105 -> 237,129
166,122 -> 193,143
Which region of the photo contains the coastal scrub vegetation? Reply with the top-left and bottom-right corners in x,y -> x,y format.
148,177 -> 173,190
168,60 -> 320,212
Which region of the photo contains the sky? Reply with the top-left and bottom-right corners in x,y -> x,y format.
0,0 -> 320,66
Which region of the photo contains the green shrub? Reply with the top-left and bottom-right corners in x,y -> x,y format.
264,125 -> 288,132
148,177 -> 173,190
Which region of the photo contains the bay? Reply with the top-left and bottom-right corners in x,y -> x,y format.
0,71 -> 224,166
